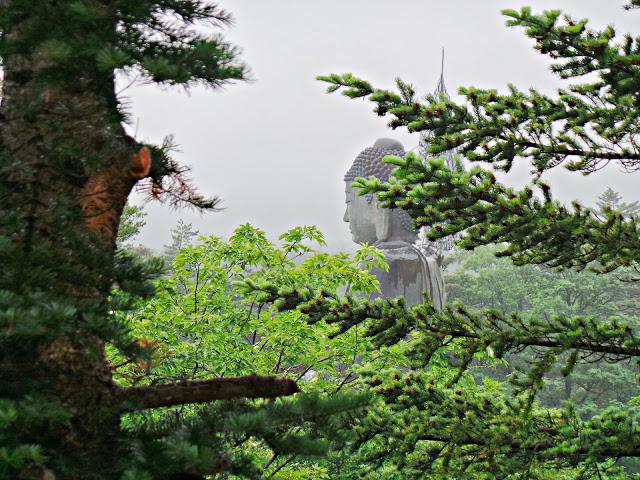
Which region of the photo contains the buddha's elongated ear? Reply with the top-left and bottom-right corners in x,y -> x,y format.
375,203 -> 391,241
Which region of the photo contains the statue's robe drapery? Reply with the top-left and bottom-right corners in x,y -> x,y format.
370,241 -> 445,309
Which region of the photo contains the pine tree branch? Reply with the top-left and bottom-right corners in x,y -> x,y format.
266,454 -> 296,479
318,7 -> 640,176
118,375 -> 299,411
244,283 -> 640,396
353,153 -> 640,274
408,431 -> 640,459
358,371 -> 640,474
256,283 -> 640,359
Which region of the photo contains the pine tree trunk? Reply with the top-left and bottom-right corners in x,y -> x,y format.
0,35 -> 140,475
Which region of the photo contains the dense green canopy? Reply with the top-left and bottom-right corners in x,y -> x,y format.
2,1 -> 640,478
292,4 -> 640,477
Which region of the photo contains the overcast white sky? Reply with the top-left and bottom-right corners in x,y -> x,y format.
128,0 -> 640,252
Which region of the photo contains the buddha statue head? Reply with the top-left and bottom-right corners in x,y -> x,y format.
344,138 -> 417,246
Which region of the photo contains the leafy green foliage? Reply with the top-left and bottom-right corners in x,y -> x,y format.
111,224 -> 386,477
0,397 -> 67,477
115,224 -> 383,383
240,272 -> 639,476
446,244 -> 638,318
120,391 -> 369,480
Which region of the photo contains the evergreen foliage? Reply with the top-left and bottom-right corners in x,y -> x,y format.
117,203 -> 148,247
4,0 -> 640,477
597,187 -> 640,217
268,4 -> 640,476
162,219 -> 199,264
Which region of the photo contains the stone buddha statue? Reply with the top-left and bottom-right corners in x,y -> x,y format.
344,138 -> 445,309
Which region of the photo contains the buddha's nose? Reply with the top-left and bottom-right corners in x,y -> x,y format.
343,208 -> 349,223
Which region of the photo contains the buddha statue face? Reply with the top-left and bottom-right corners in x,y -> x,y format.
343,184 -> 378,244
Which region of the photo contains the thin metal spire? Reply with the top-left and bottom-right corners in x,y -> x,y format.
416,47 -> 459,254
434,48 -> 449,99
422,49 -> 457,170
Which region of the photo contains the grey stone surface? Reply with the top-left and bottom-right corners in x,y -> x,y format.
344,139 -> 445,309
